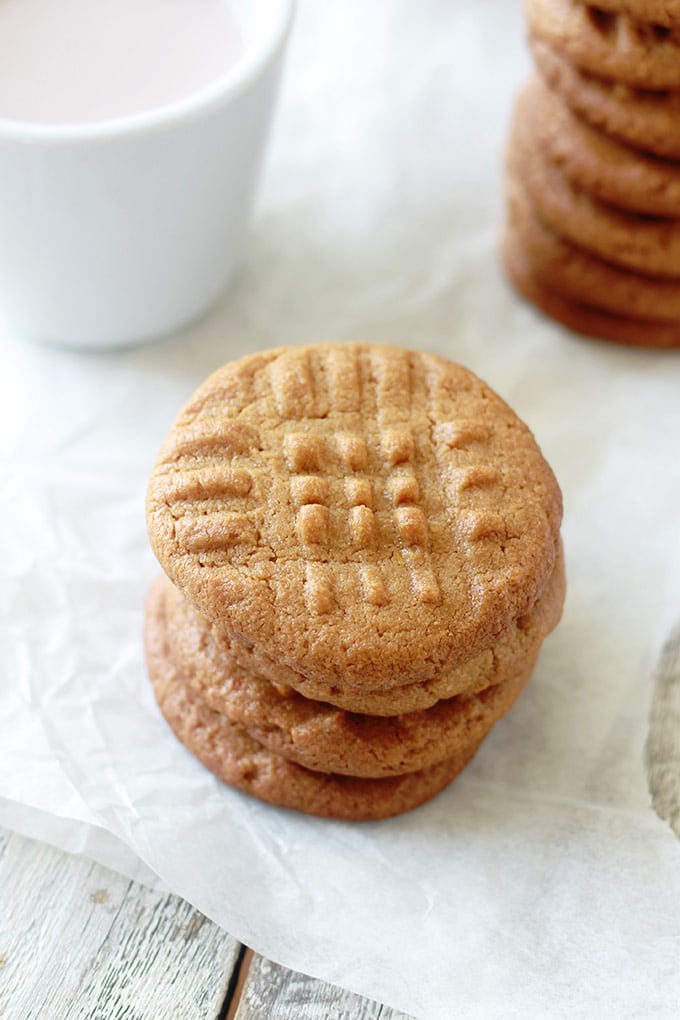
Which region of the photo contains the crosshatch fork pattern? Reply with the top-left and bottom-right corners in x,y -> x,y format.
579,2 -> 680,42
527,0 -> 680,90
146,344 -> 563,690
265,346 -> 507,614
150,345 -> 556,627
537,0 -> 680,46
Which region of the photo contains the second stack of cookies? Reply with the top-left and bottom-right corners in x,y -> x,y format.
504,0 -> 680,348
145,344 -> 565,822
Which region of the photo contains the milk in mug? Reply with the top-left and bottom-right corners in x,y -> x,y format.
0,0 -> 246,124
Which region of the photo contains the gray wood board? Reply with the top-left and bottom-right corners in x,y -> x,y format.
0,827 -> 413,1018
646,623 -> 680,839
234,952 -> 415,1020
0,827 -> 240,1019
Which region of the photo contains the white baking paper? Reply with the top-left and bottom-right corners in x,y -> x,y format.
1,2 -> 679,1017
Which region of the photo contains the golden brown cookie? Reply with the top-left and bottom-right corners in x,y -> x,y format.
150,663 -> 480,821
504,232 -> 680,347
146,344 -> 562,698
521,76 -> 680,216
169,540 -> 565,717
507,173 -> 680,321
578,1 -> 680,28
526,0 -> 680,88
509,103 -> 680,278
532,37 -> 680,159
145,565 -> 560,777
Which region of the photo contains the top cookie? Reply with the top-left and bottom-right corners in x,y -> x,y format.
146,344 -> 562,690
526,0 -> 680,88
576,1 -> 680,27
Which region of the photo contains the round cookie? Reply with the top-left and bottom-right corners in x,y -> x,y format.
507,174 -> 680,321
521,76 -> 680,216
150,665 -> 480,821
180,541 -> 565,716
526,0 -> 680,89
509,104 -> 680,278
532,37 -> 680,159
146,344 -> 562,695
146,571 -> 555,778
568,1 -> 680,29
504,233 -> 680,348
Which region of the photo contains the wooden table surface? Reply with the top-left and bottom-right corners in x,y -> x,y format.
0,826 -> 413,1019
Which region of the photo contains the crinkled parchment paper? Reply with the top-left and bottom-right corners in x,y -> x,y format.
1,3 -> 679,1017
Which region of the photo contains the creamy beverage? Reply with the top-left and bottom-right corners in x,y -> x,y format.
0,0 -> 245,124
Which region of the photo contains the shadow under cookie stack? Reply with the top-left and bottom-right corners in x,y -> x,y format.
504,0 -> 680,348
145,343 -> 565,822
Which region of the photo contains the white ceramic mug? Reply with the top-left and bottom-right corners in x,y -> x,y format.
0,0 -> 293,350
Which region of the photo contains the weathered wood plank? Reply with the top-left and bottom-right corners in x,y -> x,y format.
0,827 -> 411,1019
0,827 -> 241,1020
234,952 -> 415,1020
646,622 -> 680,839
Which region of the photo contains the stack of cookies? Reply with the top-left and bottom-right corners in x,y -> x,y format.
145,343 -> 565,821
504,0 -> 680,348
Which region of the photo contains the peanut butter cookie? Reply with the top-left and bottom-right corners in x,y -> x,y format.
504,232 -> 680,347
145,555 -> 563,777
521,76 -> 680,216
510,103 -> 680,277
532,37 -> 680,159
150,664 -> 481,822
526,0 -> 680,88
507,174 -> 680,323
146,344 -> 563,700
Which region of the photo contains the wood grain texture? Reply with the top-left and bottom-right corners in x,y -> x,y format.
233,953 -> 414,1020
0,826 -> 409,1018
646,623 -> 680,839
0,828 -> 241,1020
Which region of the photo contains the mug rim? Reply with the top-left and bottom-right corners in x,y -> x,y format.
0,0 -> 294,143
